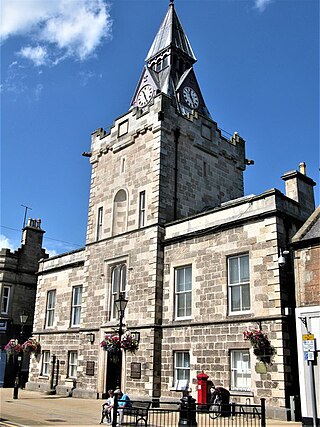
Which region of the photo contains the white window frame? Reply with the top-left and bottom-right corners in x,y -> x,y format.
138,191 -> 146,228
45,290 -> 56,328
41,351 -> 50,376
175,265 -> 192,319
111,264 -> 127,320
96,206 -> 103,240
71,286 -> 82,327
174,351 -> 190,386
228,254 -> 250,314
230,349 -> 251,391
1,285 -> 11,314
68,351 -> 78,378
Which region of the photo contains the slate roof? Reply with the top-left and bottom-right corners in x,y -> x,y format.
292,206 -> 320,244
146,1 -> 196,62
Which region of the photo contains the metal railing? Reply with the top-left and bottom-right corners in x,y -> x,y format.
117,397 -> 266,427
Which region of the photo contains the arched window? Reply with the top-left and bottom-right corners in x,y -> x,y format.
112,189 -> 128,235
111,264 -> 127,319
163,56 -> 168,68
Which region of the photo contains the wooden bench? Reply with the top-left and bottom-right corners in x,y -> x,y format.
122,400 -> 151,426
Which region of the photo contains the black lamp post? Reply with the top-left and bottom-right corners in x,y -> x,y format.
13,311 -> 28,399
114,294 -> 128,386
112,294 -> 128,427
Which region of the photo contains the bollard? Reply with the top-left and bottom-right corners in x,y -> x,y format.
13,354 -> 22,400
112,393 -> 118,427
178,395 -> 197,426
13,375 -> 19,399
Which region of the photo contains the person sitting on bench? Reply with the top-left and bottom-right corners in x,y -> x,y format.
114,388 -> 131,426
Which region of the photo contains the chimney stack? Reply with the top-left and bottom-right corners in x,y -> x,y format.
281,163 -> 316,220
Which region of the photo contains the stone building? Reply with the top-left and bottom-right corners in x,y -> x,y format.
292,207 -> 320,426
0,219 -> 47,386
27,2 -> 316,420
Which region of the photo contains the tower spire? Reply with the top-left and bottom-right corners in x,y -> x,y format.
131,1 -> 211,119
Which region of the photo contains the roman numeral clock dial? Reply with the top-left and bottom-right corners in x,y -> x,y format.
137,84 -> 153,107
183,86 -> 199,109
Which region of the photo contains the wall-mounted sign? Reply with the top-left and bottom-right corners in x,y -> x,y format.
302,334 -> 314,341
130,362 -> 141,379
302,340 -> 315,352
86,361 -> 95,376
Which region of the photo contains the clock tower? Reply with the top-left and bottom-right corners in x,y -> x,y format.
84,0 -> 246,398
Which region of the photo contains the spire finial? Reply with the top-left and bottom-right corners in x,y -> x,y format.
170,0 -> 174,5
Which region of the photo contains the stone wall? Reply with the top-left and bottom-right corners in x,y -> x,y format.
294,245 -> 320,307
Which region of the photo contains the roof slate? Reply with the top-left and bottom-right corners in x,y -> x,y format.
146,2 -> 196,62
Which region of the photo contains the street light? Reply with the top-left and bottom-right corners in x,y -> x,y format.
13,311 -> 28,399
114,294 -> 128,388
112,294 -> 128,427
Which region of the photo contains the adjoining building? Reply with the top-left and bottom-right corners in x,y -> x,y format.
292,207 -> 320,426
27,2 -> 316,421
0,219 -> 47,387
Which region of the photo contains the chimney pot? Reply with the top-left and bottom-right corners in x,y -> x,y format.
299,162 -> 306,175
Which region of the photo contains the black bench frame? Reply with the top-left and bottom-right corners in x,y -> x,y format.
100,400 -> 151,426
123,401 -> 151,426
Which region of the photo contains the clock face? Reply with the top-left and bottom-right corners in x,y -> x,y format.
137,84 -> 153,107
183,86 -> 199,109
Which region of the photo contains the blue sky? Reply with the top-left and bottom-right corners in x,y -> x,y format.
1,0 -> 319,256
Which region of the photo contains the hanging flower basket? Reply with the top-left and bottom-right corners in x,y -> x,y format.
4,339 -> 22,358
243,329 -> 276,365
21,338 -> 41,356
121,332 -> 139,354
100,332 -> 139,361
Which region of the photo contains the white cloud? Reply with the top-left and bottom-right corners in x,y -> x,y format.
0,234 -> 16,251
44,248 -> 58,257
254,0 -> 273,12
19,46 -> 48,66
1,0 -> 112,64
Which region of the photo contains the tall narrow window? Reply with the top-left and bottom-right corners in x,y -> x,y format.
230,350 -> 251,391
71,286 -> 82,327
45,290 -> 56,328
175,265 -> 192,319
203,161 -> 207,177
121,157 -> 126,174
96,207 -> 103,240
174,351 -> 190,387
68,351 -> 78,378
228,254 -> 250,314
111,264 -> 127,319
138,191 -> 146,228
1,286 -> 11,314
41,351 -> 50,376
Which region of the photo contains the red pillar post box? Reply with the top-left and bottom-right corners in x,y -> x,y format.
197,371 -> 209,405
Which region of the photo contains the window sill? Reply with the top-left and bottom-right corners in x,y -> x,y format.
174,317 -> 192,322
38,375 -> 49,379
230,390 -> 253,396
227,311 -> 252,317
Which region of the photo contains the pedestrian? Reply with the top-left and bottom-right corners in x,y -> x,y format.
210,384 -> 231,417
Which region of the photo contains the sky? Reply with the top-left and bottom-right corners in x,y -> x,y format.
1,0 -> 319,256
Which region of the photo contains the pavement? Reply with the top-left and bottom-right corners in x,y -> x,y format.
0,388 -> 302,427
